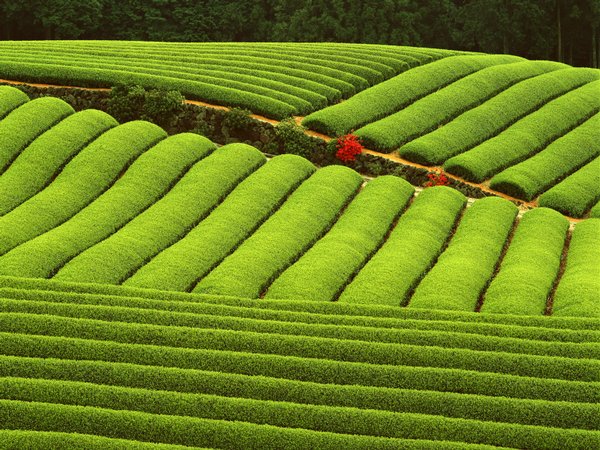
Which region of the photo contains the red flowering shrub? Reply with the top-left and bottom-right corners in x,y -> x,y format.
335,133 -> 363,162
425,171 -> 450,187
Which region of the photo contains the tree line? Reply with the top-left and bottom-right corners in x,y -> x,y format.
1,0 -> 598,68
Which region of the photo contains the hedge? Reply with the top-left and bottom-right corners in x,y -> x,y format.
0,85 -> 29,119
125,155 -> 315,291
481,208 -> 569,315
193,165 -> 363,298
3,275 -> 599,330
538,156 -> 600,217
265,176 -> 414,301
410,197 -> 518,311
355,60 -> 566,152
2,378 -> 599,449
338,186 -> 466,306
444,79 -> 600,182
490,111 -> 600,203
2,313 -> 598,381
0,96 -> 74,173
53,144 -> 265,284
0,61 -> 298,119
399,68 -> 600,165
0,133 -> 215,278
2,298 -> 598,359
552,219 -> 600,318
0,121 -> 166,255
0,109 -> 117,215
1,333 -> 597,402
3,286 -> 598,343
302,54 -> 523,136
1,355 -> 596,430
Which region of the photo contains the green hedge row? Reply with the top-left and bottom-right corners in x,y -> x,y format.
339,186 -> 466,306
0,430 -> 204,450
0,133 -> 215,278
2,312 -> 598,381
1,355 -> 596,431
481,208 -> 569,315
193,165 -> 363,298
490,111 -> 600,204
410,197 -> 518,311
399,68 -> 600,165
3,286 -> 598,343
1,400 -> 502,450
0,61 -> 298,119
444,79 -> 600,182
538,155 -> 600,217
265,176 -> 414,301
125,155 -> 315,291
2,297 -> 598,359
2,332 -> 597,402
0,96 -> 74,173
0,85 -> 29,119
0,109 -> 117,215
355,60 -> 566,152
2,378 -> 598,449
53,144 -> 265,284
553,219 -> 600,318
302,54 -> 522,136
0,121 -> 166,255
0,54 -> 321,114
3,273 -> 598,331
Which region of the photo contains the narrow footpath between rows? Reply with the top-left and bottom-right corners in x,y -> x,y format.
0,78 -> 582,223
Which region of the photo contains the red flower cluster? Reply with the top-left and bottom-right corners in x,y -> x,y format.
425,171 -> 450,187
335,133 -> 363,162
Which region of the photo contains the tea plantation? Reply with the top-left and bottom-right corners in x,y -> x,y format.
0,42 -> 599,449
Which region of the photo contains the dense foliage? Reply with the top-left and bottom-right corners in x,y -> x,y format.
1,0 -> 599,68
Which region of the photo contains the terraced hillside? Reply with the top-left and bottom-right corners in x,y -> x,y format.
0,277 -> 599,449
0,41 -> 461,118
1,87 -> 598,317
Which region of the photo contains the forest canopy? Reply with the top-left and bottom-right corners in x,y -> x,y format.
1,0 -> 598,68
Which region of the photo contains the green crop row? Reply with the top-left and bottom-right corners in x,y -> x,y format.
538,156 -> 600,217
302,54 -> 522,136
410,197 -> 518,311
2,297 -> 598,359
0,85 -> 29,119
1,332 -> 597,403
3,286 -> 598,343
339,186 -> 466,306
53,144 -> 265,284
0,96 -> 74,173
0,121 -> 166,255
355,60 -> 566,152
1,400 -> 505,450
0,109 -> 117,215
444,80 -> 600,182
490,112 -> 600,203
193,165 -> 363,298
2,377 -> 599,449
2,312 -> 598,382
125,155 -> 315,291
1,355 -> 596,431
553,219 -> 600,318
3,274 -> 598,330
265,176 -> 414,301
0,134 -> 215,278
0,61 -> 298,119
481,208 -> 569,315
400,68 -> 600,165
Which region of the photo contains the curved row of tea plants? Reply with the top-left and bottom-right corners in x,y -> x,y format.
0,278 -> 598,449
0,41 -> 459,118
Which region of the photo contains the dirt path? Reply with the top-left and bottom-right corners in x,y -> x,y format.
0,78 -> 583,222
